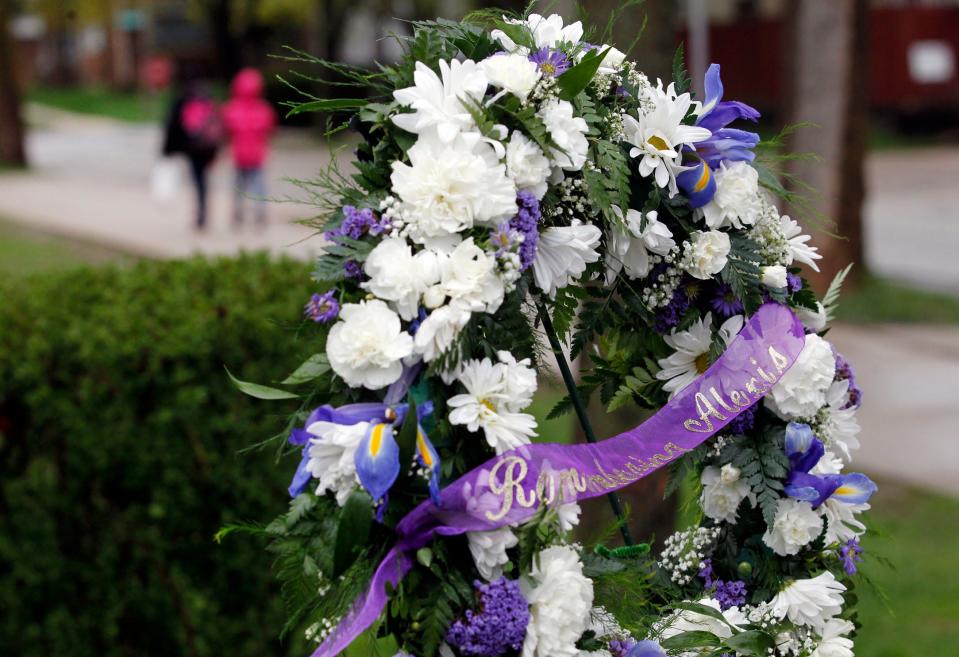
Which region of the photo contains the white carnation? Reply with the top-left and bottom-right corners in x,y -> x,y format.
305,420 -> 368,506
496,350 -> 538,411
701,464 -> 755,524
682,230 -> 731,280
481,53 -> 541,101
326,300 -> 414,390
700,161 -> 763,229
362,237 -> 440,320
413,304 -> 471,363
811,618 -> 856,657
438,237 -> 505,313
506,131 -> 551,199
537,99 -> 589,171
467,526 -> 518,580
391,131 -> 516,246
765,334 -> 836,419
521,545 -> 593,657
771,571 -> 846,630
763,498 -> 824,556
533,221 -> 602,297
761,265 -> 788,289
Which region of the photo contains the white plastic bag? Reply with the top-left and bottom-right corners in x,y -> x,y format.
150,157 -> 180,202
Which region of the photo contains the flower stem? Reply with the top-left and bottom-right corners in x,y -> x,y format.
537,302 -> 634,546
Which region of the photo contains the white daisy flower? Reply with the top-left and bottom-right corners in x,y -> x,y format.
819,498 -> 869,545
605,207 -> 675,283
811,618 -> 856,657
521,545 -> 593,657
780,213 -> 822,272
771,572 -> 846,630
656,313 -> 744,399
326,300 -> 414,390
812,379 -> 861,462
492,13 -> 583,54
533,221 -> 602,297
622,82 -> 711,194
656,597 -> 744,642
392,59 -> 488,143
480,53 -> 541,102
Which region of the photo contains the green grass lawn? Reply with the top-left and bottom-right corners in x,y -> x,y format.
0,220 -> 129,276
837,273 -> 959,324
27,86 -> 169,123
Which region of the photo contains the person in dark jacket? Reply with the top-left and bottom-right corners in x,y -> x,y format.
162,81 -> 222,230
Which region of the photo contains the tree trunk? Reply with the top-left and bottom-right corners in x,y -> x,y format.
785,0 -> 868,289
0,0 -> 27,167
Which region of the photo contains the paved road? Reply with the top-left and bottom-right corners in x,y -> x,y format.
0,107 -> 956,495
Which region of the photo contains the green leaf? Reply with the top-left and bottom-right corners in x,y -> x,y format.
557,47 -> 610,101
672,43 -> 691,94
660,630 -> 722,651
823,263 -> 854,323
723,630 -> 775,656
332,491 -> 373,577
287,98 -> 366,116
672,601 -> 738,629
225,367 -> 299,400
491,21 -> 534,50
282,353 -> 330,385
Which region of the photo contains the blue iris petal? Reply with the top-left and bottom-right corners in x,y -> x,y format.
831,473 -> 878,505
355,422 -> 401,507
701,63 -> 723,116
785,422 -> 824,474
415,425 -> 442,504
287,447 -> 313,498
785,472 -> 841,508
676,159 -> 716,208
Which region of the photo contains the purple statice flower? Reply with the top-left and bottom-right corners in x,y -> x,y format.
654,286 -> 691,334
714,579 -> 747,610
610,638 -> 638,657
786,272 -> 803,294
833,349 -> 862,409
529,48 -> 571,77
508,191 -> 541,271
711,283 -> 745,318
726,403 -> 757,435
840,538 -> 864,575
304,291 -> 339,323
446,577 -> 529,657
325,205 -> 389,241
343,259 -> 364,280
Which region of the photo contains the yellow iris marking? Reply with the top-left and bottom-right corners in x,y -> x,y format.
834,486 -> 853,496
694,352 -> 710,374
417,431 -> 433,467
694,165 -> 711,192
369,424 -> 386,457
647,135 -> 669,151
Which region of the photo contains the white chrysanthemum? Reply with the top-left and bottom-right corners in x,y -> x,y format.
813,380 -> 861,462
811,618 -> 856,657
496,350 -> 538,410
506,131 -> 551,199
763,498 -> 824,556
448,356 -> 537,453
435,237 -> 506,314
304,421 -> 369,506
656,313 -> 744,399
700,161 -> 763,229
558,502 -> 582,532
537,99 -> 589,171
393,59 -> 487,142
682,229 -> 731,280
622,82 -> 712,194
605,207 -> 675,282
771,572 -> 846,630
326,300 -> 414,390
533,221 -> 602,297
819,498 -> 869,545
492,13 -> 583,54
811,449 -> 845,475
765,334 -> 836,419
481,53 -> 541,101
780,214 -> 822,272
761,265 -> 788,289
701,464 -> 755,524
656,597 -> 744,642
521,545 -> 593,657
362,237 -> 440,320
413,304 -> 471,363
467,526 -> 518,580
391,131 -> 517,246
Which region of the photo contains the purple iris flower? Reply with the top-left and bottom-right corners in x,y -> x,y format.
529,48 -> 571,77
840,538 -> 864,575
694,64 -> 761,168
676,159 -> 716,209
783,422 -> 877,509
626,641 -> 667,657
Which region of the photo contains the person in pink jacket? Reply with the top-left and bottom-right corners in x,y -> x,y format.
222,68 -> 277,227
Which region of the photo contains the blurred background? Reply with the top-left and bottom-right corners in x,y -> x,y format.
0,1 -> 957,656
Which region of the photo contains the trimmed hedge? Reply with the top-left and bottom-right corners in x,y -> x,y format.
0,255 -> 315,657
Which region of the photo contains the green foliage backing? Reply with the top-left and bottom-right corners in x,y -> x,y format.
0,255 -> 318,657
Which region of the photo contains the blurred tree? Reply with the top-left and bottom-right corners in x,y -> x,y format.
784,0 -> 868,289
0,0 -> 26,166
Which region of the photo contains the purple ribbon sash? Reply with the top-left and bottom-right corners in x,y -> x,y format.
311,303 -> 806,657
